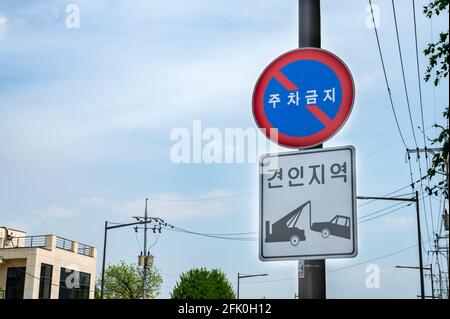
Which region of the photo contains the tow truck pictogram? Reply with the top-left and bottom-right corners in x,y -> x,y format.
265,201 -> 351,246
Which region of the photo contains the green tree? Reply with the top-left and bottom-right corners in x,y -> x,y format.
423,0 -> 449,200
97,260 -> 163,299
171,268 -> 235,299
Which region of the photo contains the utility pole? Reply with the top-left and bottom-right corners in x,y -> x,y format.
297,0 -> 325,300
407,146 -> 449,296
142,197 -> 149,299
415,191 -> 426,299
100,215 -> 162,299
100,221 -> 108,299
430,264 -> 435,299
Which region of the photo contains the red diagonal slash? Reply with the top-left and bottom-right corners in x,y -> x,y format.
306,105 -> 334,127
273,70 -> 333,128
273,70 -> 298,91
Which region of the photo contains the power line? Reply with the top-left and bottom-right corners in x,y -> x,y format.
242,241 -> 424,284
391,0 -> 419,149
150,191 -> 255,202
358,201 -> 406,220
412,0 -> 429,157
368,1 -> 418,224
410,2 -> 437,241
392,0 -> 433,253
357,175 -> 426,208
164,226 -> 257,241
368,0 -> 409,149
361,126 -> 433,159
328,243 -> 419,273
359,203 -> 412,224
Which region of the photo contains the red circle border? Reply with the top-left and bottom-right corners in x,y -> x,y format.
252,48 -> 355,148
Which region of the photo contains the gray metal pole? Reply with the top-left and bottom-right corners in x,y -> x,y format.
142,198 -> 148,299
430,264 -> 435,299
299,0 -> 321,48
100,220 -> 108,299
298,0 -> 325,300
415,191 -> 425,299
237,273 -> 240,299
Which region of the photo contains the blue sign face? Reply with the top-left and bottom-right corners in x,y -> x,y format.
253,48 -> 355,148
263,60 -> 342,137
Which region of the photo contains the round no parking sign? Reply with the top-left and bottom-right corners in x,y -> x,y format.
252,48 -> 355,148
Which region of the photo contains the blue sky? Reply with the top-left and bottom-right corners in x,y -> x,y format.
0,0 -> 448,298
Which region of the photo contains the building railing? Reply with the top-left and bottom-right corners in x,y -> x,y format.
2,235 -> 47,248
1,234 -> 95,258
77,243 -> 94,257
56,236 -> 74,251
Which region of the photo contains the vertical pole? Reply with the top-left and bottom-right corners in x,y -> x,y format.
298,0 -> 325,300
237,273 -> 240,299
142,198 -> 149,299
298,0 -> 321,48
430,264 -> 435,299
438,257 -> 443,299
416,191 -> 425,299
100,221 -> 108,299
447,152 -> 449,285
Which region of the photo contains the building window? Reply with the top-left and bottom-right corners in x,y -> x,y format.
5,267 -> 26,299
58,267 -> 91,299
39,263 -> 53,299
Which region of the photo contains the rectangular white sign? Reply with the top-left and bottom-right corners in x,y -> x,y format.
259,146 -> 357,261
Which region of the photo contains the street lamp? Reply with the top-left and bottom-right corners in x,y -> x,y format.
395,264 -> 434,299
237,273 -> 268,299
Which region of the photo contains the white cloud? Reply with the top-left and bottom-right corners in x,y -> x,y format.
80,196 -> 105,208
20,189 -> 248,226
0,14 -> 7,39
354,70 -> 383,93
111,189 -> 244,221
41,206 -> 78,220
383,216 -> 415,231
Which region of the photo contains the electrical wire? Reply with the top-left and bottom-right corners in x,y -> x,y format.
359,203 -> 412,224
361,126 -> 433,159
368,0 -> 409,149
242,241 -> 428,284
392,0 -> 434,253
164,226 -> 257,241
149,191 -> 255,202
412,0 -> 432,169
327,243 -> 421,273
391,0 -> 420,149
357,175 -> 426,207
358,201 -> 406,220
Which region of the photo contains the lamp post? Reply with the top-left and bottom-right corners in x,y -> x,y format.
395,264 -> 434,299
357,191 -> 424,299
237,273 -> 268,299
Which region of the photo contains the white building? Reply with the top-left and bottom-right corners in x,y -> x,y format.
0,226 -> 97,299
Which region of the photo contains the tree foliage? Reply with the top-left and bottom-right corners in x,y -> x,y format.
171,268 -> 235,299
97,260 -> 163,299
424,0 -> 449,85
424,0 -> 449,200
